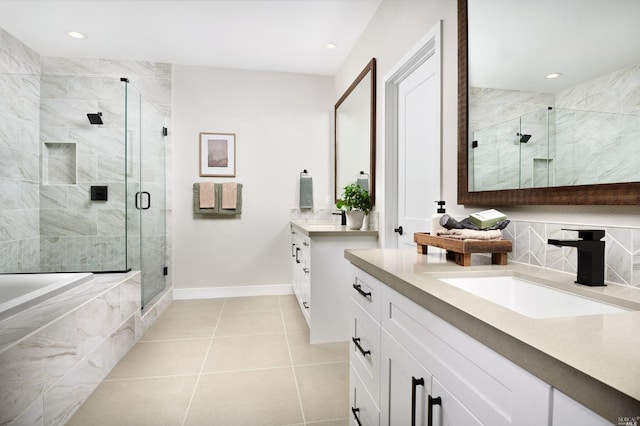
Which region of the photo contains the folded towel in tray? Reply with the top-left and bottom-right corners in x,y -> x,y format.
436,229 -> 502,240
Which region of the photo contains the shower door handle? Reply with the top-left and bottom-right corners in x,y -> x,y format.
142,191 -> 151,210
135,191 -> 151,210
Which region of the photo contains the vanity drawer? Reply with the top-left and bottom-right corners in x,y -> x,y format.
350,365 -> 380,426
350,264 -> 382,323
351,298 -> 381,406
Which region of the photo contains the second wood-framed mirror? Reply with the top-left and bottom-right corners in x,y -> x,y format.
335,58 -> 376,205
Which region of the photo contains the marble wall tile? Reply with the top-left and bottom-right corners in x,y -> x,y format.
97,210 -> 126,236
0,181 -> 39,210
0,28 -> 40,74
98,59 -> 156,79
102,315 -> 136,374
119,272 -> 141,322
11,396 -> 44,426
0,273 -> 145,425
67,76 -> 125,102
40,99 -> 99,129
43,349 -> 102,426
40,209 -> 98,237
0,327 -> 77,424
40,57 -> 99,75
0,209 -> 39,242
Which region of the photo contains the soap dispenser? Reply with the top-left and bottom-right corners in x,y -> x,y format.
431,201 -> 446,235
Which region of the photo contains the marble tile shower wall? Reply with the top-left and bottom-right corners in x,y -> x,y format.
0,28 -> 41,272
38,57 -> 172,273
504,221 -> 640,287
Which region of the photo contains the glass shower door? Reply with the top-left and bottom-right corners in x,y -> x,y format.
124,82 -> 167,310
139,95 -> 167,309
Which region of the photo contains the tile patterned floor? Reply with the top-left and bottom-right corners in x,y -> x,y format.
67,295 -> 349,426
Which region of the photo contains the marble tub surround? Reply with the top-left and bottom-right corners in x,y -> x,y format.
0,271 -> 142,425
504,220 -> 640,287
345,248 -> 640,422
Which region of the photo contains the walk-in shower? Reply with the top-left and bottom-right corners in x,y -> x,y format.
0,72 -> 167,310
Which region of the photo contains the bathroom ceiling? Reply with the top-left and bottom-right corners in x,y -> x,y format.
0,0 -> 382,76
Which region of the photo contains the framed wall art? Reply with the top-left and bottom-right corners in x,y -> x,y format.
199,132 -> 236,177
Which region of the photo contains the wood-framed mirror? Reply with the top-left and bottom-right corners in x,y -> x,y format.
335,58 -> 376,205
457,0 -> 640,205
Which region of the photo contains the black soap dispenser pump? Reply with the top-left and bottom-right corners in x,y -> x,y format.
431,201 -> 446,235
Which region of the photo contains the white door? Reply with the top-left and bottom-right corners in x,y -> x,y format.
396,56 -> 441,247
384,22 -> 442,248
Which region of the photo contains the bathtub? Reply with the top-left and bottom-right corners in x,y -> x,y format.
0,272 -> 94,321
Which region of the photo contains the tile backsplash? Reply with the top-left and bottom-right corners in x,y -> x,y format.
504,221 -> 640,287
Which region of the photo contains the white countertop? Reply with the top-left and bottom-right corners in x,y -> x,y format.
345,248 -> 640,420
291,221 -> 378,237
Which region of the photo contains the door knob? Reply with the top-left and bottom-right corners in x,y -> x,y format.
394,226 -> 404,235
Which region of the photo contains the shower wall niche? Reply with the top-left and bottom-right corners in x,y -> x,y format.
43,142 -> 77,185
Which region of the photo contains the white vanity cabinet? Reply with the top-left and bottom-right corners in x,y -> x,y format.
290,223 -> 377,343
349,264 -> 552,426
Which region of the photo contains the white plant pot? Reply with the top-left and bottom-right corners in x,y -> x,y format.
346,210 -> 365,230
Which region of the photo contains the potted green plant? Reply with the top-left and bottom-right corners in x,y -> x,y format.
336,183 -> 371,229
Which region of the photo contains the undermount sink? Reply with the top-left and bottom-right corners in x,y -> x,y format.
439,275 -> 629,319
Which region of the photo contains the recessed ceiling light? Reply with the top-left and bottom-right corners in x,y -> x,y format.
67,31 -> 87,39
545,73 -> 562,79
325,43 -> 337,50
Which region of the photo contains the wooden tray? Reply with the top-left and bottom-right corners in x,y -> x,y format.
414,232 -> 512,266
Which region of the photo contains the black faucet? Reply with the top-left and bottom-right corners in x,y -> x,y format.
547,229 -> 605,286
333,210 -> 346,226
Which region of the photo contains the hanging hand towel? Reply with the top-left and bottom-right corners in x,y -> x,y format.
356,175 -> 369,192
222,182 -> 238,209
299,173 -> 313,209
199,182 -> 215,208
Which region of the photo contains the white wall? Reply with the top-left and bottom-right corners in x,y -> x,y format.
172,66 -> 333,289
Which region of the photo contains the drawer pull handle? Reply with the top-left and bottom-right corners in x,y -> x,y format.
427,394 -> 442,426
352,337 -> 371,357
291,243 -> 296,257
412,376 -> 425,426
353,283 -> 372,299
351,407 -> 362,426
303,267 -> 309,274
303,301 -> 309,309
296,247 -> 301,264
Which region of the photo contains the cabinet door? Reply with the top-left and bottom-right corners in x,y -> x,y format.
380,330 -> 432,426
350,366 -> 380,426
431,376 -> 482,426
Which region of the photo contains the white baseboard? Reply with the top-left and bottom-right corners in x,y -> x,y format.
173,284 -> 293,300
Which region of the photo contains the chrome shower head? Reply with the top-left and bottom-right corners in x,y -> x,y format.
87,112 -> 103,125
